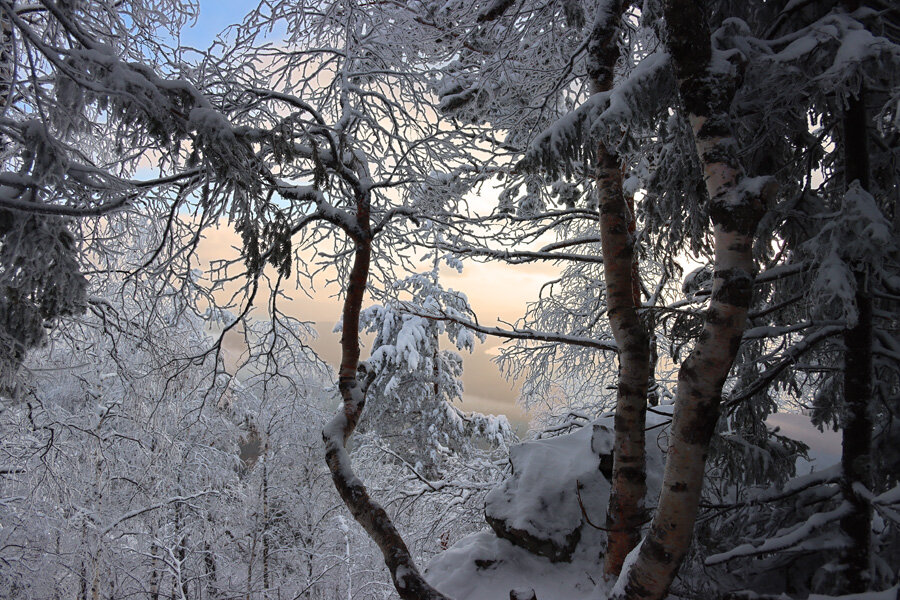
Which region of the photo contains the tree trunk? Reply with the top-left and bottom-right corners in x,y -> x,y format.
587,0 -> 653,577
598,135 -> 651,577
80,523 -> 89,600
203,540 -> 216,600
323,191 -> 449,600
613,0 -> 772,597
647,317 -> 660,407
174,505 -> 189,600
838,85 -> 873,594
91,439 -> 103,600
149,541 -> 160,600
261,442 -> 270,597
245,538 -> 253,600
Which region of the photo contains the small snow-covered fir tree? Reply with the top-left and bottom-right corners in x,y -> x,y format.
359,226 -> 513,476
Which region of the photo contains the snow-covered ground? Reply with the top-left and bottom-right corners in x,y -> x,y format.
428,532 -> 898,600
426,531 -> 601,600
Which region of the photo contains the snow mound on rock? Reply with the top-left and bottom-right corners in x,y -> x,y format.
425,531 -> 598,600
484,421 -> 612,561
428,408 -> 672,599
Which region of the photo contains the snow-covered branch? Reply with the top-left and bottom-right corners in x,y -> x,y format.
705,502 -> 853,565
100,491 -> 219,537
400,303 -> 618,352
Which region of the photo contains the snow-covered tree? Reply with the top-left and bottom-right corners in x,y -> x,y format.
1,0 -> 492,595
0,0 -> 198,391
359,255 -> 512,475
3,1 -> 899,599
687,3 -> 900,596
366,1 -> 899,598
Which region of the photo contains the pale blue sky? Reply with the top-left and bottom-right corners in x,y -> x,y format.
180,0 -> 269,48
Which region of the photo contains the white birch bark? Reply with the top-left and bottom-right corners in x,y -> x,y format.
612,1 -> 776,597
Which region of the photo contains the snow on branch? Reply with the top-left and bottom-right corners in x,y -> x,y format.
754,262 -> 808,284
702,464 -> 843,512
399,302 -> 617,352
437,242 -> 604,265
763,10 -> 900,94
741,320 -> 837,341
705,502 -> 853,565
0,187 -> 134,217
100,490 -> 220,537
727,325 -> 845,408
873,484 -> 900,507
519,51 -> 673,179
477,0 -> 517,23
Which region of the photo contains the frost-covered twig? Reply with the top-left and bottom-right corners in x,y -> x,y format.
726,326 -> 844,408
400,303 -> 618,352
701,464 -> 842,512
100,491 -> 219,537
437,242 -> 605,264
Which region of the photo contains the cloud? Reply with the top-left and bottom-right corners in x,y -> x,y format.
482,344 -> 505,357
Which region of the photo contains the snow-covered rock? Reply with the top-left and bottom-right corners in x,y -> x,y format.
428,409 -> 671,599
425,531 -> 599,600
484,421 -> 614,562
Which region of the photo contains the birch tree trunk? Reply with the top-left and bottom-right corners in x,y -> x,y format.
599,141 -> 651,577
586,0 -> 653,577
91,432 -> 103,600
150,541 -> 160,600
838,85 -> 874,594
613,1 -> 773,597
80,523 -> 89,600
174,508 -> 189,600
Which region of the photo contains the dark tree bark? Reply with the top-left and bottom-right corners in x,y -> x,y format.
587,0 -> 654,577
262,442 -> 270,595
838,85 -> 874,594
80,523 -> 89,600
203,540 -> 216,600
149,542 -> 160,600
322,189 -> 450,600
647,317 -> 660,407
599,139 -> 651,576
174,506 -> 189,600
